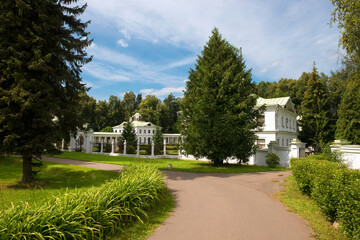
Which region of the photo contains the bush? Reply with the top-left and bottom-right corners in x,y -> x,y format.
0,164 -> 167,239
291,156 -> 360,239
336,170 -> 360,239
311,161 -> 346,222
265,153 -> 279,168
126,145 -> 136,154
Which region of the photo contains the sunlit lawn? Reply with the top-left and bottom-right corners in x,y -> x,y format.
0,156 -> 118,210
0,156 -> 175,240
51,151 -> 288,173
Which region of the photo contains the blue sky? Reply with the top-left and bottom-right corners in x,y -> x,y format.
79,0 -> 343,100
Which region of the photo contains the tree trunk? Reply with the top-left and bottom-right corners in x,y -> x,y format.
21,155 -> 33,183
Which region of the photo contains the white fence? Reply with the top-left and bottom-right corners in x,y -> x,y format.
331,142 -> 360,170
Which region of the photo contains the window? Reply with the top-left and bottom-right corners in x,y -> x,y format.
153,130 -> 155,134
277,139 -> 279,145
286,118 -> 288,128
282,117 -> 284,127
139,129 -> 142,134
282,139 -> 284,146
148,130 -> 150,134
256,139 -> 266,149
286,139 -> 289,146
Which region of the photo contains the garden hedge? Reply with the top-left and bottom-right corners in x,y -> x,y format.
0,164 -> 168,239
291,157 -> 360,239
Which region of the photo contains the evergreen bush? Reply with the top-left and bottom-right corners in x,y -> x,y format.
265,153 -> 280,168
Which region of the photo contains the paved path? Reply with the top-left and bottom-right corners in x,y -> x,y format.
42,157 -> 313,240
42,157 -> 124,172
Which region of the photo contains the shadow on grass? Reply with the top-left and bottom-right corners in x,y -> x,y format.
1,158 -> 118,190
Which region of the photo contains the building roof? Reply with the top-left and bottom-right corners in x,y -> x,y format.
113,120 -> 156,128
256,96 -> 296,113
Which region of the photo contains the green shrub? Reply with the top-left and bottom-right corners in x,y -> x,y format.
104,143 -> 112,152
0,164 -> 167,239
291,158 -> 321,195
311,161 -> 346,222
265,153 -> 280,168
336,170 -> 360,239
126,145 -> 136,154
291,156 -> 360,239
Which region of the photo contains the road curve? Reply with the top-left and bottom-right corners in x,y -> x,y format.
149,170 -> 313,240
41,157 -> 313,240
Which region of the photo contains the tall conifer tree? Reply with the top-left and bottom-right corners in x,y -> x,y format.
180,28 -> 264,165
336,74 -> 360,144
0,0 -> 92,182
299,64 -> 333,149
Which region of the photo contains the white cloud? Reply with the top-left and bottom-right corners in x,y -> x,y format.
85,0 -> 340,81
83,63 -> 131,82
120,28 -> 131,40
117,39 -> 129,47
139,87 -> 185,97
164,56 -> 196,70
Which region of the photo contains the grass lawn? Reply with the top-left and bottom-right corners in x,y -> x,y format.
0,156 -> 118,210
276,176 -> 349,240
51,151 -> 288,173
0,156 -> 175,240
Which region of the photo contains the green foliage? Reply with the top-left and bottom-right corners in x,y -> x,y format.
299,64 -> 334,149
127,145 -> 136,154
336,75 -> 360,144
331,0 -> 360,62
0,164 -> 167,239
291,157 -> 360,239
100,126 -> 113,132
138,95 -> 162,124
0,0 -> 92,182
153,126 -> 163,146
265,153 -> 280,168
120,121 -> 137,147
163,94 -> 181,133
180,28 -> 264,165
123,91 -> 137,119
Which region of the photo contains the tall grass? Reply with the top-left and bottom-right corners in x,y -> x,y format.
0,164 -> 167,240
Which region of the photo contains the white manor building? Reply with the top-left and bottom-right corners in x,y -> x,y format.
69,96 -> 304,166
255,96 -> 297,149
89,113 -> 180,147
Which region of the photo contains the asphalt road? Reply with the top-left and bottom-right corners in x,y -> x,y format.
42,157 -> 313,240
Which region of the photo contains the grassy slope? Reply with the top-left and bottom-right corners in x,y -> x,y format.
51,151 -> 288,173
277,176 -> 349,240
0,156 -> 175,240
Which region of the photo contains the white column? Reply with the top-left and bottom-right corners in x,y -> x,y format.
100,140 -> 104,153
90,141 -> 93,153
290,139 -> 306,159
61,139 -> 65,151
69,133 -> 77,152
124,140 -> 127,155
137,140 -> 140,156
111,140 -> 115,153
163,140 -> 167,155
151,141 -> 155,157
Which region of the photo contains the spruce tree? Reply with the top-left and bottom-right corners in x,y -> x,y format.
153,125 -> 163,155
120,121 -> 137,147
299,64 -> 334,150
0,0 -> 92,182
180,28 -> 264,165
336,73 -> 360,144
